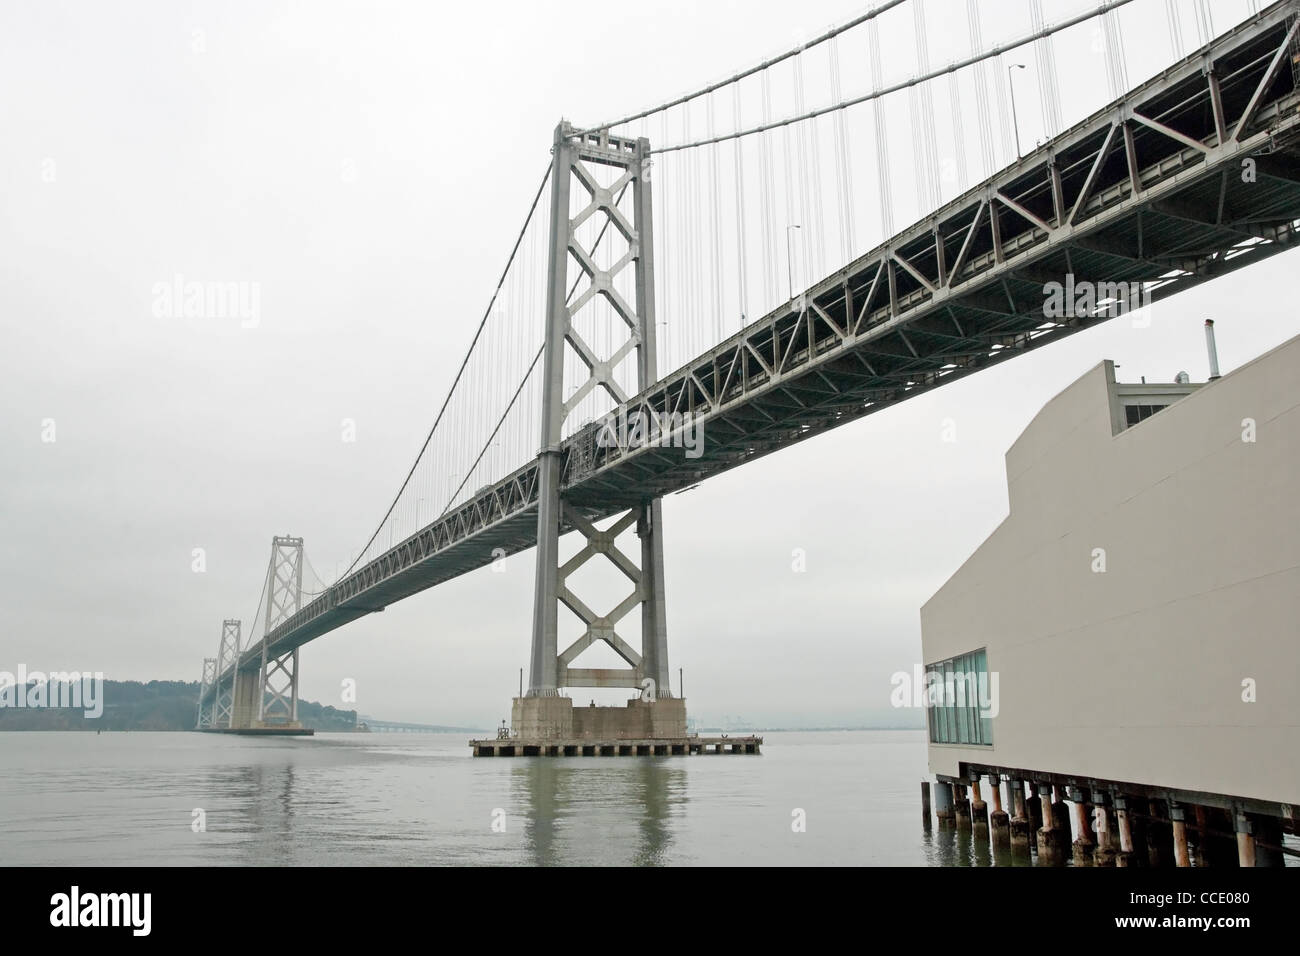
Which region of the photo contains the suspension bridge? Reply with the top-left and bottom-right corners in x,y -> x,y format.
197,0 -> 1300,738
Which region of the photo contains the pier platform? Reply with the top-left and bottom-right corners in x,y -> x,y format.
470,734 -> 761,757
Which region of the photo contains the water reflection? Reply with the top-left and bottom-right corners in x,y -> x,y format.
231,761 -> 297,865
922,819 -> 1043,867
512,757 -> 686,866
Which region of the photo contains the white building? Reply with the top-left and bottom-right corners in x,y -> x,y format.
920,330 -> 1299,865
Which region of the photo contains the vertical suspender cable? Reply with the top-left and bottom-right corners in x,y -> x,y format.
967,0 -> 997,179
760,72 -> 778,307
868,17 -> 894,239
829,34 -> 855,264
733,82 -> 750,330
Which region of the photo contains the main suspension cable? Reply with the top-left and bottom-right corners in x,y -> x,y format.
339,162 -> 552,580
571,0 -> 909,137
649,0 -> 1134,154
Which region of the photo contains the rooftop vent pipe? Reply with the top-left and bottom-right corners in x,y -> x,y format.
1205,319 -> 1221,380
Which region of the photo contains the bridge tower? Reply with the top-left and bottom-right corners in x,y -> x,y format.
196,656 -> 216,729
255,535 -> 304,727
211,620 -> 241,729
518,121 -> 682,738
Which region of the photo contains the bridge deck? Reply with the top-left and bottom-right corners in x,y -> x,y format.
205,2 -> 1300,710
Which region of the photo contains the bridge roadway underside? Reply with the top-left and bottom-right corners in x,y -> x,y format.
207,6 -> 1300,699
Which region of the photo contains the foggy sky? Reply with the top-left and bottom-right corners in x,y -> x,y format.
2,0 -> 1294,728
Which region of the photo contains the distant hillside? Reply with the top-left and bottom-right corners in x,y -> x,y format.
0,679 -> 358,731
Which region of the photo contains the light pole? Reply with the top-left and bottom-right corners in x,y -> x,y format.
1007,63 -> 1027,159
786,224 -> 801,302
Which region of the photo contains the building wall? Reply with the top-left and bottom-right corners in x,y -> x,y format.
921,334 -> 1300,805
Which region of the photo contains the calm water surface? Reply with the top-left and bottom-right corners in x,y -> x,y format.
0,730 -> 1111,865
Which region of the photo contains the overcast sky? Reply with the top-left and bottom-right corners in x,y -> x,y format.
2,0 -> 1294,728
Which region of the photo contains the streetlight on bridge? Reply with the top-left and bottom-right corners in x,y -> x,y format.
1007,63 -> 1027,160
786,223 -> 801,303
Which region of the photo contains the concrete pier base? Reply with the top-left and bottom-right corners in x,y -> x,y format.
1092,796 -> 1117,867
1115,796 -> 1136,868
1026,784 -> 1043,849
1093,842 -> 1117,866
1010,817 -> 1033,852
1037,825 -> 1067,866
991,810 -> 1010,848
510,695 -> 576,738
934,780 -> 955,827
231,670 -> 260,729
1008,779 -> 1031,853
953,785 -> 972,830
509,695 -> 687,739
1069,789 -> 1095,866
1034,785 -> 1065,865
970,779 -> 989,838
476,695 -> 717,756
1051,787 -> 1070,833
988,774 -> 1009,848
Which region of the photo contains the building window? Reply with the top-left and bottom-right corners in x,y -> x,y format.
925,649 -> 993,746
1124,403 -> 1167,426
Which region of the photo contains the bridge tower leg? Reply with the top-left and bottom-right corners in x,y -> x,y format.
256,535 -> 304,728
212,620 -> 241,729
521,121 -> 680,739
196,657 -> 216,729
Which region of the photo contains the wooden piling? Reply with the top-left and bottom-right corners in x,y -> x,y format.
1194,805 -> 1210,865
970,778 -> 989,835
1092,794 -> 1117,867
1007,778 -> 1031,853
1171,804 -> 1191,867
1035,784 -> 1066,866
1235,812 -> 1256,868
1051,785 -> 1070,834
1114,795 -> 1135,867
1069,788 -> 1095,866
989,774 -> 1010,849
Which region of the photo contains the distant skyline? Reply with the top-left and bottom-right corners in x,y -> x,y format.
3,0 -> 1293,730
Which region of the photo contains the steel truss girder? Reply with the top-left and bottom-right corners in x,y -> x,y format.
237,461 -> 542,671
560,1 -> 1300,504
232,2 -> 1300,668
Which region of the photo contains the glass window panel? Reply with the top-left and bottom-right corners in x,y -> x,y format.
925,649 -> 992,746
